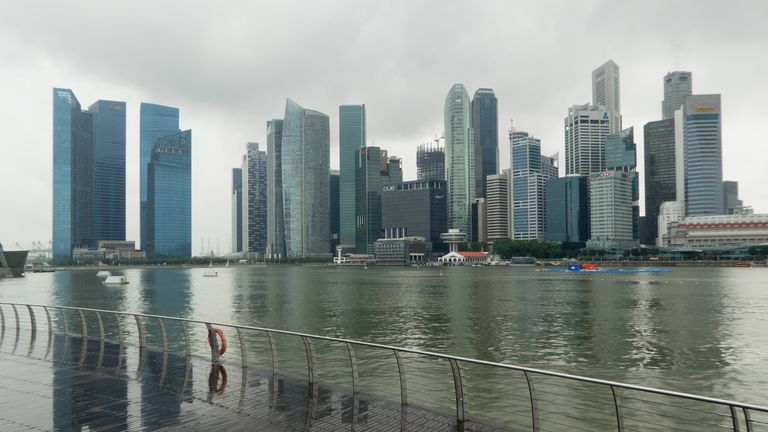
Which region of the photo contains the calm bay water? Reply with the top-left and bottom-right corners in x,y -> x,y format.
1,265 -> 767,406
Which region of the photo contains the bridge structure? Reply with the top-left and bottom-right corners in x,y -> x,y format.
1,302 -> 767,431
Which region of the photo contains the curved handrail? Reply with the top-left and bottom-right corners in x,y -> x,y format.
1,301 -> 766,430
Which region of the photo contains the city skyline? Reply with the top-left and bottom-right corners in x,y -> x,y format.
2,1 -> 767,252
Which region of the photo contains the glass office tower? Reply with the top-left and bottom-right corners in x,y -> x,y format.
52,89 -> 93,262
231,168 -> 243,253
546,175 -> 589,246
339,105 -> 366,247
243,142 -> 267,256
471,88 -> 498,199
89,100 -> 126,244
282,99 -> 330,257
266,119 -> 285,258
444,84 -> 474,236
146,130 -> 192,257
140,103 -> 180,250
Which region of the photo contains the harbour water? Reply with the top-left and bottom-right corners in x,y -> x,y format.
1,265 -> 767,406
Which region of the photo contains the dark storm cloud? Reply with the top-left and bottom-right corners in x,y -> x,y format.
1,0 -> 766,251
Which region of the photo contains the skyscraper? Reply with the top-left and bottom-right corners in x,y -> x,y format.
266,119 -> 285,258
662,71 -> 693,120
643,118 -> 677,244
89,100 -> 126,245
282,99 -> 331,257
339,105 -> 366,247
592,60 -> 622,134
510,130 -> 548,240
587,170 -> 635,249
243,142 -> 267,256
140,103 -> 180,251
564,104 -> 610,176
416,142 -> 445,181
52,89 -> 93,262
381,180 -> 448,254
330,170 -> 340,254
231,168 -> 243,253
485,170 -> 509,240
355,147 -> 402,253
444,84 -> 474,236
680,94 -> 723,216
546,175 -> 589,246
146,130 -> 191,257
52,89 -> 126,262
722,181 -> 742,214
472,88 -> 498,199
604,127 -> 640,242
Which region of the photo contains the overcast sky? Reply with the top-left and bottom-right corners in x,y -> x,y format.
1,1 -> 766,254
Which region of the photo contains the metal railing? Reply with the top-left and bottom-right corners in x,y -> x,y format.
1,302 -> 767,431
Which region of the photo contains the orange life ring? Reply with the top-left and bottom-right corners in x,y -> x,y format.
207,327 -> 227,355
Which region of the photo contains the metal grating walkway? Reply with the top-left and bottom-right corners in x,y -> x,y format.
0,334 -> 512,431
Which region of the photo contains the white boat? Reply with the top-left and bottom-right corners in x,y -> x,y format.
203,268 -> 219,277
103,275 -> 129,285
96,270 -> 111,278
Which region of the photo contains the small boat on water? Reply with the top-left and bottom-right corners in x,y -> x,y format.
548,263 -> 671,273
203,268 -> 219,277
96,270 -> 111,278
103,275 -> 129,285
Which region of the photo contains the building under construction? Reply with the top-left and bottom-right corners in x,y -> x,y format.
416,142 -> 445,181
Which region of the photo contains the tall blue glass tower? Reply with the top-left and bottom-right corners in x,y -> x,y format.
146,130 -> 192,257
282,99 -> 330,257
52,89 -> 93,262
339,105 -> 366,247
472,88 -> 498,199
140,103 -> 180,251
89,100 -> 126,244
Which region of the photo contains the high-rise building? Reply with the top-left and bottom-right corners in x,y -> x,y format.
140,103 -> 180,251
643,118 -> 677,244
471,198 -> 487,242
564,104 -> 610,175
416,142 -> 445,181
541,153 -> 559,180
510,130 -> 548,240
231,168 -> 243,253
592,60 -> 621,134
52,89 -> 93,262
444,84 -> 474,236
330,170 -> 340,254
381,180 -> 448,254
546,175 -> 589,246
679,94 -> 723,216
52,89 -> 126,262
243,142 -> 267,256
282,99 -> 331,257
146,130 -> 191,257
722,181 -> 742,215
89,100 -> 126,245
604,127 -> 640,241
662,71 -> 693,120
472,88 -> 498,199
485,170 -> 509,240
339,105 -> 366,247
587,170 -> 635,249
355,147 -> 402,253
266,119 -> 285,258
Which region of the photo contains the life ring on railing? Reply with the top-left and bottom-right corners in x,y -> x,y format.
208,363 -> 227,394
207,327 -> 227,355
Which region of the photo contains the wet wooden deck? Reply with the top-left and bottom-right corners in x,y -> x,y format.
0,333 -> 514,431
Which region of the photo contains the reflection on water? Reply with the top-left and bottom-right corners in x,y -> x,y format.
2,266 -> 768,404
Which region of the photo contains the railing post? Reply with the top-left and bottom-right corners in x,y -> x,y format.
134,314 -> 145,376
43,306 -> 52,359
744,407 -> 753,432
0,305 -> 5,349
26,305 -> 37,357
610,384 -> 623,432
11,304 -> 20,354
731,405 -> 741,432
95,311 -> 105,368
181,321 -> 191,359
77,310 -> 88,365
301,336 -> 317,384
115,313 -> 124,372
158,317 -> 168,386
523,371 -> 541,432
346,342 -> 360,427
393,350 -> 407,407
206,323 -> 220,363
448,358 -> 467,425
236,327 -> 247,369
265,330 -> 278,377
